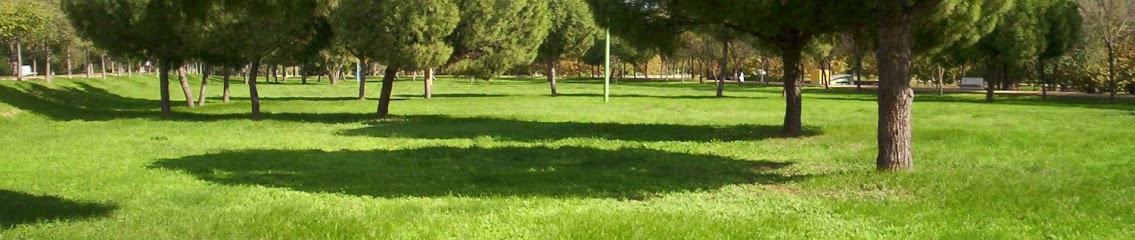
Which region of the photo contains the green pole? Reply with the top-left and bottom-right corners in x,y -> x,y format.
604,28 -> 611,102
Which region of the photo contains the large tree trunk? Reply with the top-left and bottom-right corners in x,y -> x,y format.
248,60 -> 262,119
358,58 -> 368,100
223,67 -> 231,103
15,39 -> 22,81
779,40 -> 806,136
159,61 -> 172,117
425,67 -> 435,99
197,65 -> 212,106
548,61 -> 558,96
377,67 -> 398,118
177,66 -> 196,107
44,44 -> 52,84
875,1 -> 916,172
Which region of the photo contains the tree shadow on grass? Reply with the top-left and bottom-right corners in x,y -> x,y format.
152,147 -> 804,199
805,88 -> 1135,111
340,115 -> 820,142
555,93 -> 754,100
0,190 -> 117,229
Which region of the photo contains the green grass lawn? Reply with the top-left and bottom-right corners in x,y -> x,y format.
0,75 -> 1133,239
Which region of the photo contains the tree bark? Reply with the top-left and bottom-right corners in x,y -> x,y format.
875,0 -> 916,172
44,44 -> 52,84
177,66 -> 196,107
159,61 -> 172,117
1106,41 -> 1117,103
548,61 -> 558,96
1039,60 -> 1048,100
301,64 -> 308,84
223,67 -> 231,103
128,59 -> 133,78
66,48 -> 72,78
779,40 -> 806,136
100,54 -> 107,80
248,60 -> 262,119
718,41 -> 730,97
855,39 -> 864,92
358,58 -> 368,100
937,66 -> 945,95
377,67 -> 398,118
425,67 -> 435,99
986,62 -> 997,102
197,65 -> 212,106
15,39 -> 22,81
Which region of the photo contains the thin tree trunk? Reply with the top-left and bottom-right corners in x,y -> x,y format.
377,67 -> 398,118
425,67 -> 435,99
128,59 -> 133,78
301,64 -> 308,84
986,62 -> 997,102
100,54 -> 107,79
358,58 -> 368,100
159,61 -> 172,117
177,66 -> 196,107
197,65 -> 212,106
548,61 -> 558,96
718,41 -> 729,97
1107,41 -> 1117,103
66,49 -> 72,78
1039,60 -> 1048,100
248,60 -> 262,119
855,39 -> 864,92
937,66 -> 944,95
223,67 -> 231,103
15,39 -> 22,81
875,1 -> 916,172
44,44 -> 52,84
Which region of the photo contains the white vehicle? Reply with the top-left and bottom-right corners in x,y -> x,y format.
959,78 -> 984,89
830,74 -> 857,85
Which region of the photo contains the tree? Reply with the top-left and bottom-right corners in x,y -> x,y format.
333,0 -> 460,118
1,0 -> 50,81
63,0 -> 196,117
1077,0 -> 1134,102
1038,0 -> 1085,99
535,0 -> 599,96
446,0 -> 552,81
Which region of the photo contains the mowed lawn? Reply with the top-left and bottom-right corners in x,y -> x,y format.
0,75 -> 1133,239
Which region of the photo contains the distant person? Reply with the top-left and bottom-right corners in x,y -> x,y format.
739,71 -> 745,82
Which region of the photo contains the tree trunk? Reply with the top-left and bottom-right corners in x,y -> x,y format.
128,59 -> 133,78
779,40 -> 806,136
301,64 -> 308,84
66,49 -> 72,78
1038,60 -> 1048,100
377,67 -> 398,118
875,1 -> 916,172
855,40 -> 864,92
15,39 -> 22,81
937,66 -> 945,95
197,65 -> 212,106
223,67 -> 231,103
986,62 -> 997,102
100,54 -> 107,79
44,44 -> 52,84
1106,41 -> 1117,103
159,61 -> 172,117
425,67 -> 435,99
358,58 -> 368,100
177,66 -> 196,107
718,41 -> 730,97
548,61 -> 558,96
248,60 -> 262,119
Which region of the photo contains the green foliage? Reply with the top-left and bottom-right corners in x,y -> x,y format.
332,0 -> 458,70
447,0 -> 552,80
0,0 -> 50,41
61,0 -> 193,62
535,0 -> 600,63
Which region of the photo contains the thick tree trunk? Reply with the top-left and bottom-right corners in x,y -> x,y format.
358,58 -> 368,100
377,67 -> 398,118
425,67 -> 435,99
223,67 -> 231,103
15,39 -> 22,81
177,66 -> 196,107
548,61 -> 558,96
197,65 -> 212,106
779,41 -> 806,136
875,1 -> 915,172
248,60 -> 262,119
159,61 -> 172,117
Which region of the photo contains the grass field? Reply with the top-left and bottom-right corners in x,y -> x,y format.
1,75 -> 1133,239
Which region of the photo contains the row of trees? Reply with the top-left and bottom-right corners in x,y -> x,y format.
4,0 -> 1129,172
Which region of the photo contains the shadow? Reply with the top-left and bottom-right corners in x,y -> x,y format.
395,93 -> 510,98
341,115 -> 819,142
152,147 -> 803,199
0,190 -> 117,229
804,88 -> 1135,111
229,96 -> 361,102
556,93 -> 755,100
